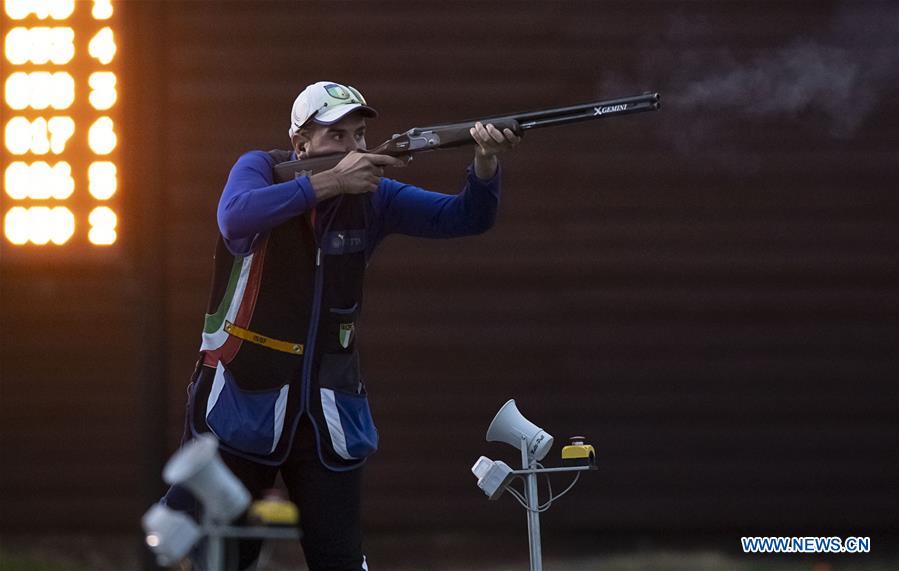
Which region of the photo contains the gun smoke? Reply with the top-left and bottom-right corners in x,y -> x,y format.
600,3 -> 898,156
674,40 -> 893,139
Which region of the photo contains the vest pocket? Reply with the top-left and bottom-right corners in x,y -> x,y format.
205,362 -> 289,456
318,352 -> 378,460
319,352 -> 362,394
320,387 -> 378,460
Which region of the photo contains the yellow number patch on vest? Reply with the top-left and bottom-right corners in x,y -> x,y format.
223,321 -> 304,355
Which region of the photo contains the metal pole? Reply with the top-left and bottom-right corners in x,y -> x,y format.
205,518 -> 224,571
201,524 -> 299,570
521,438 -> 543,571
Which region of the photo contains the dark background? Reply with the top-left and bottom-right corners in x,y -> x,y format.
1,0 -> 897,567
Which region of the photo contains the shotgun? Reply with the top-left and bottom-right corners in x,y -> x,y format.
273,92 -> 660,183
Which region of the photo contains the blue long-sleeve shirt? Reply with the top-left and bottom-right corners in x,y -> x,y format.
217,151 -> 501,256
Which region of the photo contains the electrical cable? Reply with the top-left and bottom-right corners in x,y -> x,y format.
503,469 -> 582,513
504,475 -> 530,508
506,485 -> 530,510
536,462 -> 553,510
545,472 -> 580,507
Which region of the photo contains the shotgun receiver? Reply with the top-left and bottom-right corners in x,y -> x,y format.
273,92 -> 660,183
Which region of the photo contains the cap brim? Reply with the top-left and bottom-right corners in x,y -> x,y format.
313,103 -> 378,125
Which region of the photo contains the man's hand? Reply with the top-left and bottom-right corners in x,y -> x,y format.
470,121 -> 521,180
309,152 -> 407,201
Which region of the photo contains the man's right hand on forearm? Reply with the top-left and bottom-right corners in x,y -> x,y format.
309,152 -> 407,202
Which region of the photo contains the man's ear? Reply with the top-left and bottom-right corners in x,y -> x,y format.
291,133 -> 308,157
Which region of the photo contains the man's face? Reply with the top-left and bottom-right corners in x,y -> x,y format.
292,112 -> 367,158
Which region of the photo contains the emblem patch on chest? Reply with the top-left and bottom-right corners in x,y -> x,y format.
339,322 -> 355,348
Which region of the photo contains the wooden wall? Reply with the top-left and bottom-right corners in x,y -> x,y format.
2,0 -> 896,548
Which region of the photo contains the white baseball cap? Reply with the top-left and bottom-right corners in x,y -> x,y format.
288,81 -> 378,138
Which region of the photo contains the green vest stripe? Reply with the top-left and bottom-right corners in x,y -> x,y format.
203,255 -> 245,334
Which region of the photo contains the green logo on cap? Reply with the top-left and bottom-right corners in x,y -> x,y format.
324,83 -> 364,105
325,84 -> 351,100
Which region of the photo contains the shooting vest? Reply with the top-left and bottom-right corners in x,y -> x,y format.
187,150 -> 376,471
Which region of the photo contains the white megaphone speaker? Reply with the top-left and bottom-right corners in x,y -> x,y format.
141,503 -> 202,566
486,399 -> 554,461
162,433 -> 251,523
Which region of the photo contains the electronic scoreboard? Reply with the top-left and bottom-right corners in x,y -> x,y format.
2,0 -> 120,257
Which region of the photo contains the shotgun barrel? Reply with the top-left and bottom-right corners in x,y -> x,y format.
273,92 -> 660,182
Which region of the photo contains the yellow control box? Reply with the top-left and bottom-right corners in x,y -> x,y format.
249,492 -> 300,526
561,436 -> 596,468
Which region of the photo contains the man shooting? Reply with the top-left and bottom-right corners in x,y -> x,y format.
161,80 -> 519,570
